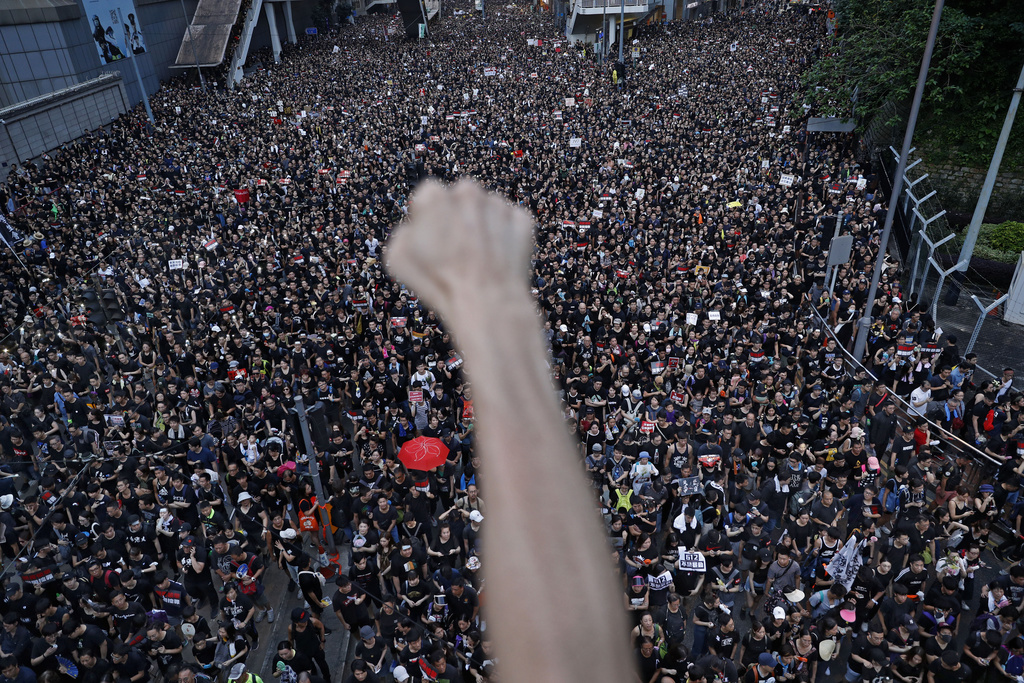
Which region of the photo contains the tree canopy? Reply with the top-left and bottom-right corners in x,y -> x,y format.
801,0 -> 1024,166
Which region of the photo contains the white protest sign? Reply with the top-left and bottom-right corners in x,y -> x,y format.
678,552 -> 707,573
678,476 -> 703,496
686,313 -> 698,326
569,137 -> 583,148
856,177 -> 868,190
708,311 -> 721,321
779,174 -> 795,187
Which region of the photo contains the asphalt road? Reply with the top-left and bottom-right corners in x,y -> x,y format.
238,543 -> 356,680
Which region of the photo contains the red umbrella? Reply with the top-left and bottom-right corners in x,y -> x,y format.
397,436 -> 449,471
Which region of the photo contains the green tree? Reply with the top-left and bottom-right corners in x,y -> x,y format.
802,0 -> 1024,166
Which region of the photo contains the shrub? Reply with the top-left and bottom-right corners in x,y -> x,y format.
985,221 -> 1024,255
957,221 -> 1024,264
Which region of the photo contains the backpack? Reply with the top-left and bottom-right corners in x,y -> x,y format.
969,612 -> 1000,632
800,551 -> 818,582
789,490 -> 815,518
883,479 -> 906,513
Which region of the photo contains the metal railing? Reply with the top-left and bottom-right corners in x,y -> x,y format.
881,147 -> 1012,384
805,306 -> 1003,472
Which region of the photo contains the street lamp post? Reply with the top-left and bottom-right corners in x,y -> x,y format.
617,0 -> 624,62
118,8 -> 154,124
852,0 -> 945,361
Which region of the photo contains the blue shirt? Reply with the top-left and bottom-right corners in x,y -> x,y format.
0,665 -> 35,683
187,447 -> 217,469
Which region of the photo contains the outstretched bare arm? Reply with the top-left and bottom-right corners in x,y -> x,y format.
386,179 -> 632,683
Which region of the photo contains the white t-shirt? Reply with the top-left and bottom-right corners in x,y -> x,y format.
908,387 -> 931,416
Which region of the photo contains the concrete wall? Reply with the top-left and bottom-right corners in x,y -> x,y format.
0,22 -> 83,107
0,73 -> 129,170
0,0 -> 313,170
0,0 -> 202,170
918,161 -> 1024,224
0,0 -> 199,110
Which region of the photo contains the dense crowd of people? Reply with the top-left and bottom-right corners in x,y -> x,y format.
0,0 -> 1021,682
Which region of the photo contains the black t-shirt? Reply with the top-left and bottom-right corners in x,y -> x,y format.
736,423 -> 761,452
112,648 -> 150,683
445,586 -> 479,621
928,659 -> 973,683
179,546 -> 214,585
111,601 -> 146,638
1006,578 -> 1024,608
370,505 -> 398,533
354,638 -> 388,670
272,650 -> 315,679
636,647 -> 662,683
890,436 -> 916,469
332,584 -> 371,626
896,519 -> 936,556
850,635 -> 888,674
710,627 -> 738,657
741,528 -> 771,560
220,593 -> 256,622
740,631 -> 770,667
785,519 -> 815,554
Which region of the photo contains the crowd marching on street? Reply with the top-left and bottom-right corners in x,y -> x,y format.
0,0 -> 1021,682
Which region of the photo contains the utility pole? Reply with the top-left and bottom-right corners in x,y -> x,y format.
944,59 -> 1024,304
292,395 -> 338,555
852,0 -> 945,361
617,0 -> 624,63
118,9 -> 154,125
602,0 -> 608,60
178,0 -> 207,92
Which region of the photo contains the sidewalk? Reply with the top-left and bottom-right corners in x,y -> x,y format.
243,544 -> 354,678
929,280 -> 1021,383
